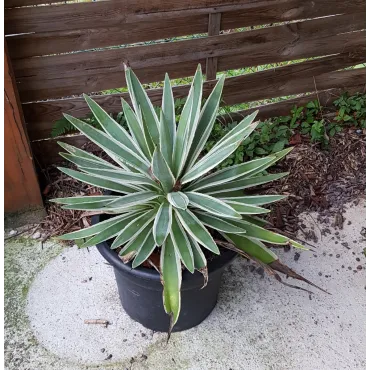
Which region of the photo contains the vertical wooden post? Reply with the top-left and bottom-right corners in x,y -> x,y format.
4,41 -> 44,222
206,12 -> 222,81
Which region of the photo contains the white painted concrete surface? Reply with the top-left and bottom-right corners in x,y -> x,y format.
5,199 -> 366,370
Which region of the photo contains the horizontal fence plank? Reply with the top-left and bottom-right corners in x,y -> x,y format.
25,56 -> 365,140
30,74 -> 365,168
6,15 -> 208,59
5,0 -> 265,12
6,0 -> 364,34
6,0 -> 365,59
14,14 -> 366,101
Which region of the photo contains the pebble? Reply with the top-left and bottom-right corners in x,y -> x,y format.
336,254 -> 340,258
357,265 -> 363,270
356,257 -> 361,262
8,230 -> 17,236
32,231 -> 41,239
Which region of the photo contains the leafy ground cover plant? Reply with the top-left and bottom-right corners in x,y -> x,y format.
53,66 -> 325,337
52,92 -> 365,168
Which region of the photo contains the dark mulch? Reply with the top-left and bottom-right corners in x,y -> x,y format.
37,128 -> 365,244
260,128 -> 366,240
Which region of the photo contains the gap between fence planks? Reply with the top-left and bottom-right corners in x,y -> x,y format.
5,0 -> 364,34
30,79 -> 365,169
25,59 -> 365,141
6,0 -> 365,59
13,14 -> 366,102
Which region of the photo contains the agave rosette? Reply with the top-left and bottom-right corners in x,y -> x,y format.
54,65 -> 313,334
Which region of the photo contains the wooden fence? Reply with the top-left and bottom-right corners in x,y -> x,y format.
4,44 -> 44,216
5,0 -> 366,169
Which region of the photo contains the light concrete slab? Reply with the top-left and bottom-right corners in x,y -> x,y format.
5,199 -> 366,370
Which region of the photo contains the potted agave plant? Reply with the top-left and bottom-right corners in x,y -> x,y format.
53,65 -> 323,338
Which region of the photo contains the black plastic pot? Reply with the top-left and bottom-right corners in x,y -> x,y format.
93,214 -> 236,332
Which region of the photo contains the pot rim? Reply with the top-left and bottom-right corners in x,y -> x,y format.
92,214 -> 237,284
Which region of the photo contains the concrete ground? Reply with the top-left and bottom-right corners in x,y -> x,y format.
5,199 -> 366,370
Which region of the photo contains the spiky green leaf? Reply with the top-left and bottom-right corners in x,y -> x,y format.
175,208 -> 219,254
221,195 -> 287,205
81,211 -> 145,248
173,87 -> 194,178
225,234 -> 278,264
125,68 -> 160,146
76,167 -> 157,187
111,209 -> 157,249
84,94 -> 146,160
194,212 -> 246,234
229,220 -> 307,249
186,192 -> 242,219
60,153 -> 117,171
185,76 -> 225,170
204,172 -> 289,195
132,230 -> 157,268
160,74 -> 176,166
161,236 -> 182,336
104,191 -> 159,211
63,113 -> 150,173
167,192 -> 189,210
224,201 -> 270,215
171,214 -> 194,272
58,213 -> 130,240
153,200 -> 172,246
121,99 -> 152,160
152,147 -> 175,193
58,167 -> 139,194
186,157 -> 273,191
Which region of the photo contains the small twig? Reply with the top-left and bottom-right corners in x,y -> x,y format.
312,76 -> 324,120
4,225 -> 37,240
215,239 -> 328,295
84,319 -> 110,328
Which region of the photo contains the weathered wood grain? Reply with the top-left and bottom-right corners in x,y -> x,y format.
5,0 -> 365,34
4,0 -> 262,12
6,14 -> 209,59
13,14 -> 365,101
4,43 -> 43,213
24,55 -> 365,140
6,0 -> 365,59
206,13 -> 222,80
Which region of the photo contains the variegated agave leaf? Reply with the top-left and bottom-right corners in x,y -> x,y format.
56,65 -> 322,338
